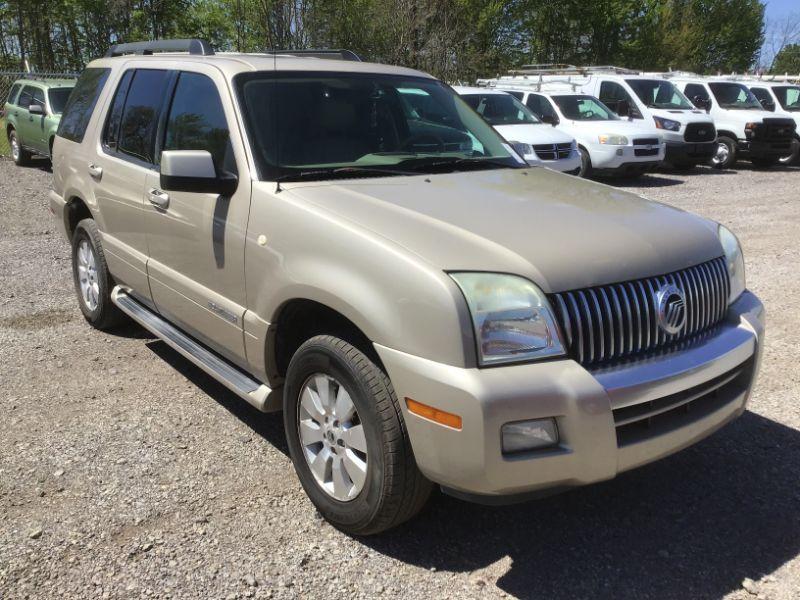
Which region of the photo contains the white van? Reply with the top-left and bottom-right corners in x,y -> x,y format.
669,75 -> 797,169
481,67 -> 717,170
497,85 -> 664,178
741,78 -> 800,165
453,86 -> 581,174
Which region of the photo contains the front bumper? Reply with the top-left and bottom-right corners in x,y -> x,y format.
664,140 -> 717,164
590,144 -> 665,172
738,139 -> 795,159
48,189 -> 69,240
375,291 -> 764,499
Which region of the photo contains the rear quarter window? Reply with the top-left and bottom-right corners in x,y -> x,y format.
6,83 -> 21,105
57,68 -> 111,143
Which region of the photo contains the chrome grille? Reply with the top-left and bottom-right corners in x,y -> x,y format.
550,257 -> 730,366
533,142 -> 573,161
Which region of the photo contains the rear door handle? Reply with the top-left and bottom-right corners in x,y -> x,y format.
148,188 -> 170,209
88,164 -> 103,179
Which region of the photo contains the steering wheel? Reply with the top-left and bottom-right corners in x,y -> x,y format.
402,133 -> 445,153
583,110 -> 595,119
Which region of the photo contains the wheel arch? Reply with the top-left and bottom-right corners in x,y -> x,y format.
64,196 -> 94,241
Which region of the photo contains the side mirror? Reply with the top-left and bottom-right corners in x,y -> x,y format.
616,99 -> 630,117
691,96 -> 711,112
759,98 -> 775,112
541,115 -> 559,126
160,150 -> 238,196
28,103 -> 44,115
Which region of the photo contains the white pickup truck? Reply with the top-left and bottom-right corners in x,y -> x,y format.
498,85 -> 664,178
741,78 -> 800,165
453,86 -> 581,174
670,75 -> 797,169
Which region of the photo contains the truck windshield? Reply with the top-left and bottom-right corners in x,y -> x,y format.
551,95 -> 619,121
459,93 -> 540,125
235,73 -> 521,181
48,87 -> 74,114
626,79 -> 693,110
773,86 -> 800,112
708,82 -> 762,109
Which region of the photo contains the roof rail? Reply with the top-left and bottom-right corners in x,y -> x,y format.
105,39 -> 214,58
263,49 -> 362,62
508,64 -> 639,76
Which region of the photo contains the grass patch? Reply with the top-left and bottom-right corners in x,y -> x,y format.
0,117 -> 8,157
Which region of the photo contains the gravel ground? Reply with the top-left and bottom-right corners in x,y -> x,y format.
1,157 -> 799,600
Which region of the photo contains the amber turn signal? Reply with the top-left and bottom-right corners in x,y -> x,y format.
405,398 -> 462,430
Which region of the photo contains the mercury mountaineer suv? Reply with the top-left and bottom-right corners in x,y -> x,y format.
50,40 -> 765,535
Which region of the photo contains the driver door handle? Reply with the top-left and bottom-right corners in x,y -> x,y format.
148,188 -> 170,209
88,164 -> 103,179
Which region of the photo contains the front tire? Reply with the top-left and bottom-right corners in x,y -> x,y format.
284,335 -> 431,535
577,146 -> 592,178
778,138 -> 799,166
710,136 -> 736,169
8,129 -> 32,166
71,219 -> 126,330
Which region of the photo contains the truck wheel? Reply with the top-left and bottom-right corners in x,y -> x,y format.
577,146 -> 592,178
8,129 -> 32,167
284,335 -> 432,535
778,138 -> 799,166
710,136 -> 736,169
71,218 -> 126,330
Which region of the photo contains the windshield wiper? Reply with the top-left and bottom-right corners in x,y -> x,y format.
400,156 -> 516,173
277,166 -> 419,182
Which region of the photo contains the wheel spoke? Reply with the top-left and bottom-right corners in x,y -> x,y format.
342,450 -> 367,491
309,447 -> 331,482
300,387 -> 325,424
341,424 -> 367,453
333,386 -> 355,421
331,456 -> 350,498
314,375 -> 333,412
299,419 -> 324,445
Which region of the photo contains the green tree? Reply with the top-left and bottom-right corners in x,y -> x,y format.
771,43 -> 800,74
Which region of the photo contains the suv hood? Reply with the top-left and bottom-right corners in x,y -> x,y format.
283,168 -> 722,293
560,119 -> 662,138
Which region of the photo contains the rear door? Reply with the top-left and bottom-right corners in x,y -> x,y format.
143,66 -> 251,364
26,86 -> 48,152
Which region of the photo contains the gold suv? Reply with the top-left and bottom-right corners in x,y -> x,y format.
50,39 -> 764,534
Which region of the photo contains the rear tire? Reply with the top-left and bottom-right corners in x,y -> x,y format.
8,129 -> 32,166
71,218 -> 126,330
778,138 -> 799,166
284,335 -> 432,535
710,136 -> 736,169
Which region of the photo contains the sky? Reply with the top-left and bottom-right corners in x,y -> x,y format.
762,0 -> 799,67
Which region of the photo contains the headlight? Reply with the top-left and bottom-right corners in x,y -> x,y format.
718,224 -> 745,304
653,116 -> 681,131
509,141 -> 533,158
598,134 -> 628,145
450,273 -> 565,366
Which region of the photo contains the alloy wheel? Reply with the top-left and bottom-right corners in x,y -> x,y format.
10,133 -> 19,162
76,239 -> 100,311
712,141 -> 730,167
297,373 -> 368,502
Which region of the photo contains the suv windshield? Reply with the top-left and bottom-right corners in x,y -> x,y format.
626,79 -> 693,109
773,86 -> 800,112
460,93 -> 540,126
708,82 -> 762,109
551,95 -> 619,121
48,87 -> 74,114
235,73 -> 520,181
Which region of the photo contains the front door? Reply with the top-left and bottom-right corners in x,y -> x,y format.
16,85 -> 47,152
143,67 -> 251,365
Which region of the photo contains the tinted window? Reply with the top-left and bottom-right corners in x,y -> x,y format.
683,83 -> 710,109
525,94 -> 558,121
552,95 -> 618,121
48,88 -> 74,114
163,72 -> 234,173
599,81 -> 633,114
461,93 -> 539,125
17,86 -> 35,109
103,70 -> 134,151
773,86 -> 800,111
506,90 -> 524,100
7,83 -> 21,105
708,82 -> 761,109
58,68 -> 110,143
626,79 -> 692,110
29,87 -> 45,109
118,69 -> 170,164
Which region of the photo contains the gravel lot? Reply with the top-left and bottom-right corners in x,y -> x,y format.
1,157 -> 799,600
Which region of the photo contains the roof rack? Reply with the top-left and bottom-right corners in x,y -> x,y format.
105,39 -> 214,58
263,49 -> 362,62
507,64 -> 639,76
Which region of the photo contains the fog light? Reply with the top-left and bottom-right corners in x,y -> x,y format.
502,418 -> 558,454
616,148 -> 624,156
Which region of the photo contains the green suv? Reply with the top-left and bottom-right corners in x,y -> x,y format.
3,78 -> 74,165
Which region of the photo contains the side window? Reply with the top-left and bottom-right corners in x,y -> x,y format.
526,94 -> 557,121
6,83 -> 21,105
103,70 -> 134,151
750,87 -> 774,111
598,81 -> 628,112
163,72 -> 235,174
30,87 -> 45,109
506,91 -> 524,100
684,83 -> 710,106
117,69 -> 171,164
17,86 -> 35,109
58,68 -> 111,143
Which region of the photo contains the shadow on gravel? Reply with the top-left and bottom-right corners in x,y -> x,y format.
607,174 -> 684,189
144,340 -> 289,455
363,411 -> 800,600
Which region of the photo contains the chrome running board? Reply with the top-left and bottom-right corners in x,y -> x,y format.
111,286 -> 278,412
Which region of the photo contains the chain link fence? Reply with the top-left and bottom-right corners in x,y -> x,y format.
0,71 -> 80,157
